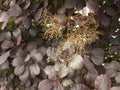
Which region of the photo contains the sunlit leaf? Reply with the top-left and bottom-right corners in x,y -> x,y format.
81,6 -> 90,16
0,51 -> 10,65
12,28 -> 21,37
46,47 -> 57,60
29,63 -> 40,78
19,67 -> 29,81
0,12 -> 9,30
38,79 -> 53,90
44,66 -> 57,80
62,79 -> 73,87
62,40 -> 73,51
59,64 -> 68,78
14,65 -> 25,75
14,16 -> 22,24
68,54 -> 84,70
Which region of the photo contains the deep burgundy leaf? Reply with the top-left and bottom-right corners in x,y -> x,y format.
0,51 -> 10,65
17,34 -> 22,46
84,55 -> 98,87
105,6 -> 118,16
26,41 -> 37,52
91,48 -> 104,65
100,14 -> 111,26
24,0 -> 31,9
109,37 -> 119,45
44,0 -> 48,8
70,84 -> 90,90
87,0 -> 99,12
109,46 -> 118,54
96,13 -> 110,26
21,28 -> 30,40
35,8 -> 43,21
58,6 -> 66,14
76,0 -> 86,10
74,76 -> 86,84
84,55 -> 98,74
116,0 -> 120,10
64,0 -> 78,9
22,16 -> 31,27
28,0 -> 40,11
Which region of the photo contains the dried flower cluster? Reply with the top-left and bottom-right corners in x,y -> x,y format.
41,12 -> 99,50
42,14 -> 66,40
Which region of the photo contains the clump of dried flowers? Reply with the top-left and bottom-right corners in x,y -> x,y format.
41,11 -> 100,51
41,11 -> 66,40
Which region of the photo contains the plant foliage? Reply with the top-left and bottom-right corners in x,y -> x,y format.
0,0 -> 120,90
